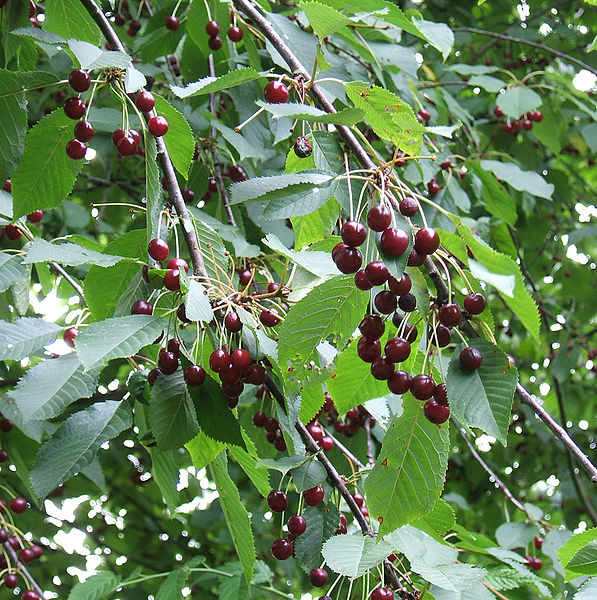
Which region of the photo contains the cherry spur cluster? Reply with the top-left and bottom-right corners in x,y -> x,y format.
0,420 -> 43,600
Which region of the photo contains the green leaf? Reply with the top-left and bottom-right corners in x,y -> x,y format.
31,400 -> 132,498
0,317 -> 61,360
0,252 -> 27,293
11,109 -> 84,218
574,578 -> 597,599
412,18 -> 454,60
278,275 -> 369,391
446,339 -> 518,445
23,238 -> 126,267
190,216 -> 229,284
84,229 -> 148,321
414,562 -> 486,592
364,397 -> 449,536
294,503 -> 340,572
149,446 -> 181,513
44,0 -> 102,44
411,498 -> 456,538
67,571 -> 120,600
453,218 -> 540,341
385,525 -> 457,566
184,279 -> 214,322
236,306 -> 278,360
210,453 -> 255,584
301,1 -> 351,38
257,101 -> 363,125
344,82 -> 424,155
558,528 -> 597,581
75,315 -> 164,371
153,95 -> 194,178
480,160 -> 554,200
228,435 -> 270,497
262,234 -> 336,278
466,162 -> 517,226
467,75 -> 504,93
171,67 -> 263,97
67,39 -> 131,70
145,134 -> 163,243
256,455 -> 312,473
468,259 -> 515,297
322,533 -> 393,578
568,541 -> 597,575
292,197 -> 339,248
291,459 -> 327,492
134,5 -> 184,62
496,86 -> 542,120
149,371 -> 199,449
8,353 -> 100,423
156,568 -> 189,600
186,430 -> 224,471
496,522 -> 540,549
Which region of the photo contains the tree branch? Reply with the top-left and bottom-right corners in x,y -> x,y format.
3,541 -> 47,599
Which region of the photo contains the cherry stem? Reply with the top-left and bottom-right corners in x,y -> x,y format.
2,541 -> 46,599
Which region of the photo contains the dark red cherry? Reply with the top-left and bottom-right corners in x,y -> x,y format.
9,497 -> 27,514
355,270 -> 373,290
438,303 -> 462,327
167,257 -> 189,273
182,188 -> 195,203
309,568 -> 328,587
27,210 -> 43,224
64,97 -> 86,119
417,108 -> 431,123
399,197 -> 418,217
252,411 -> 267,427
371,357 -> 394,380
165,15 -> 179,30
424,399 -> 450,424
148,368 -> 160,386
184,365 -> 206,386
271,538 -> 293,560
307,422 -> 324,441
433,382 -> 448,406
365,261 -> 389,286
332,242 -> 348,263
244,363 -> 266,385
63,327 -> 79,347
459,347 -> 483,370
367,205 -> 392,232
494,106 -> 503,118
427,179 -> 440,196
335,247 -> 362,274
228,25 -> 243,42
228,165 -> 246,182
430,324 -> 451,347
380,227 -> 409,256
371,587 -> 393,600
66,139 -> 86,159
359,315 -> 384,339
163,268 -> 180,291
398,293 -> 416,313
341,221 -> 367,247
18,548 -> 34,563
131,300 -> 153,315
30,544 -> 43,559
388,273 -> 411,295
407,248 -> 426,266
129,19 -> 142,32
410,374 -> 435,400
267,490 -> 288,512
231,349 -> 251,371
387,370 -> 411,394
74,120 -> 94,142
260,308 -> 281,327
293,135 -> 312,158
0,419 -> 14,432
148,116 -> 169,136
414,227 -> 440,255
224,312 -> 242,333
205,20 -> 220,36
117,135 -> 137,157
135,90 -> 155,113
522,119 -> 533,131
385,338 -> 410,363
264,417 -> 279,433
374,290 -> 397,314
357,337 -> 381,363
158,351 -> 178,375
22,590 -> 40,600
288,515 -> 306,535
209,349 -> 231,373
4,573 -> 18,588
464,292 -> 486,315
264,81 -> 289,104
320,436 -> 333,451
148,238 -> 169,261
68,69 -> 90,92
5,224 -> 21,240
534,536 -> 544,550
303,485 -> 324,506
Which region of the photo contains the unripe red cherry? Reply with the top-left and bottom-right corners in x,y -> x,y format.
367,205 -> 391,231
64,97 -> 86,119
371,587 -> 393,600
74,119 -> 94,142
165,15 -> 179,30
267,490 -> 288,512
205,20 -> 220,36
135,90 -> 155,113
158,351 -> 178,374
209,349 -> 231,373
414,227 -> 440,255
148,116 -> 169,136
438,303 -> 462,327
163,268 -> 180,291
271,538 -> 293,560
184,365 -> 206,387
387,370 -> 410,394
224,312 -> 242,333
410,374 -> 435,400
27,210 -> 43,224
9,497 -> 27,514
309,568 -> 328,587
359,315 -> 384,339
380,227 -> 409,256
288,515 -> 307,535
264,81 -> 289,104
63,327 -> 79,348
228,25 -> 243,42
341,221 -> 367,246
365,261 -> 389,286
464,292 -> 486,315
460,347 -> 483,370
131,300 -> 153,315
335,247 -> 362,274
66,139 -> 86,159
208,36 -> 222,50
68,69 -> 90,92
424,399 -> 450,424
148,238 -> 169,261
304,485 -> 324,506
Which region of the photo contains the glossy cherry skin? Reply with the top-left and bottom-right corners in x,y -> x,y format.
460,347 -> 483,370
208,34 -> 222,49
430,324 -> 451,348
388,273 -> 411,295
184,365 -> 206,386
534,536 -> 544,550
438,303 -> 462,327
68,69 -> 90,92
229,165 -> 247,182
228,25 -> 243,42
165,15 -> 179,30
271,538 -> 293,560
365,261 -> 389,286
303,485 -> 324,506
367,205 -> 392,232
335,247 -> 362,274
64,97 -> 86,119
3,573 -> 18,588
231,349 -> 251,371
494,105 -> 503,118
131,300 -> 153,315
22,591 -> 40,600
252,411 -> 267,427
371,587 -> 393,600
163,268 -> 180,291
74,120 -> 94,142
380,227 -> 409,256
264,81 -> 289,104
359,315 -> 384,339
385,338 -> 410,363
288,515 -> 307,535
9,497 -> 27,514
320,435 -> 334,451
418,108 -> 431,123
158,351 -> 178,375
424,399 -> 450,424
371,357 -> 394,380
414,227 -> 440,255
205,20 -> 220,36
399,197 -> 418,217
309,568 -> 328,587
148,368 -> 160,386
331,242 -> 348,263
260,308 -> 281,327
5,224 -> 21,240
167,257 -> 189,273
63,327 -> 79,348
135,90 -> 155,112
407,248 -> 426,266
148,238 -> 169,261
464,292 -> 486,315
117,135 -> 137,157
66,139 -> 86,159
427,179 -> 440,196
387,370 -> 411,394
209,349 -> 231,373
410,374 -> 435,400
355,269 -> 373,290
374,290 -> 397,314
224,311 -> 242,332
27,210 -> 43,224
267,490 -> 288,512
244,363 -> 266,384
398,293 -> 416,313
341,221 -> 367,246
307,422 -> 324,441
357,337 -> 381,363
0,418 -> 14,432
18,548 -> 34,563
148,116 -> 169,136
433,382 -> 448,406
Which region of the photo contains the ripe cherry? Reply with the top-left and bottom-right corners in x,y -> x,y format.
288,515 -> 307,535
354,270 -> 373,290
359,315 -> 384,339
385,338 -> 410,363
430,324 -> 451,348
357,337 -> 381,363
494,106 -> 504,118
228,25 -> 243,42
407,248 -> 426,266
66,139 -> 86,159
374,290 -> 397,314
167,257 -> 189,273
424,399 -> 450,424
388,273 -> 411,295
18,548 -> 34,563
182,187 -> 195,203
135,91 -> 155,113
371,357 -> 394,380
464,292 -> 486,315
0,419 -> 14,432
522,119 -> 533,131
130,19 -> 142,32
320,435 -> 333,451
294,135 -> 312,158
63,327 -> 79,348
414,227 -> 440,255
503,122 -> 514,134
398,293 -> 416,313
271,538 -> 293,560
183,365 -> 205,387
417,108 -> 431,123
252,411 -> 267,427
148,368 -> 160,386
367,205 -> 392,232
427,179 -> 440,196
4,573 -> 18,588
410,374 -> 435,400
9,497 -> 27,514
30,545 -> 43,559
332,242 -> 348,263
309,568 -> 328,587
304,485 -> 324,506
0,450 -> 7,463
148,116 -> 169,136
440,159 -> 452,170
74,119 -> 94,142
371,587 -> 393,600
260,307 -> 281,327
267,490 -> 288,512
5,224 -> 21,240
209,349 -> 231,373
341,221 -> 367,246
148,238 -> 169,261
229,165 -> 247,182
165,15 -> 179,30
131,300 -> 153,315
530,110 -> 543,122
460,347 -> 483,370
64,97 -> 86,119
205,20 -> 220,36
167,338 -> 180,357
433,382 -> 448,406
22,591 -> 40,600
525,556 -> 542,571
335,247 -> 362,274
264,81 -> 289,104
511,120 -> 521,132
399,197 -> 418,217
438,303 -> 462,327
158,351 -> 178,374
365,261 -> 389,286
534,536 -> 544,550
224,312 -> 242,333
388,370 -> 411,394
27,210 -> 43,224
380,227 -> 409,256
117,135 -> 137,157
208,36 -> 223,50
245,363 -> 266,385
163,268 -> 180,291
68,69 -> 90,92
231,349 -> 251,371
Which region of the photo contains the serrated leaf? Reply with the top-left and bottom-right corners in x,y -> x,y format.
412,18 -> 454,59
257,101 -> 362,125
291,459 -> 327,492
219,573 -> 249,600
295,504 -> 340,572
67,39 -> 131,69
446,338 -> 518,445
364,398 -> 449,536
415,562 -> 486,592
156,568 -> 188,600
24,238 -> 126,267
211,453 -> 255,584
466,162 -> 517,226
322,533 -> 392,578
75,315 -> 164,371
228,435 -> 270,497
496,86 -> 542,120
31,400 -> 131,498
0,317 -> 61,360
153,95 -> 194,178
278,275 -> 369,391
186,430 -> 224,471
171,67 -> 262,97
411,498 -> 456,538
558,528 -> 597,581
149,371 -> 199,449
568,540 -> 597,575
11,109 -> 84,218
468,259 -> 515,297
124,64 -> 147,93
44,0 -> 102,44
301,1 -> 351,38
574,578 -> 597,599
344,82 -> 424,154
184,279 -> 214,322
0,252 -> 27,293
8,353 -> 99,423
496,522 -> 539,549
145,135 -> 162,243
133,6 -> 184,62
484,565 -> 538,591
149,446 -> 180,512
67,571 -> 120,600
480,160 -> 554,200
262,234 -> 336,277
191,216 -> 229,284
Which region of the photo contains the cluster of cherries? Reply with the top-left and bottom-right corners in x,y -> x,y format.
493,106 -> 543,134
205,18 -> 243,51
525,536 -> 544,571
0,180 -> 43,242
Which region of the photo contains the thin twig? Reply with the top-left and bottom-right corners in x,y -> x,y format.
3,541 -> 47,599
49,262 -> 84,299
